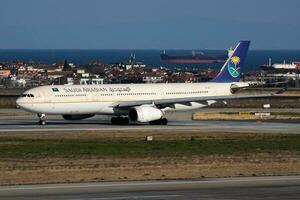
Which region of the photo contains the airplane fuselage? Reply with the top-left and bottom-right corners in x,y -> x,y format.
16,82 -> 234,115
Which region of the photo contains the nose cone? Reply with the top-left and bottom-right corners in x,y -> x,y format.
16,97 -> 32,112
16,97 -> 23,109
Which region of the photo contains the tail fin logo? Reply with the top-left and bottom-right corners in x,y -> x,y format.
210,41 -> 250,83
228,56 -> 240,78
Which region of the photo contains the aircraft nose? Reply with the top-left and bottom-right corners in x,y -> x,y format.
16,97 -> 24,109
16,97 -> 21,108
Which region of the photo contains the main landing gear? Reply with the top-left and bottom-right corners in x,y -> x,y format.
111,116 -> 129,125
37,113 -> 46,125
110,116 -> 168,125
149,118 -> 168,125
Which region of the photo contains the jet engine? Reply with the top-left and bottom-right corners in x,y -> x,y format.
129,106 -> 163,122
62,114 -> 95,120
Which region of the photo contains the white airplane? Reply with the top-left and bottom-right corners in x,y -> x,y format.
16,41 -> 272,125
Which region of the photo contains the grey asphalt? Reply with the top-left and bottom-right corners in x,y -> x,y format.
0,176 -> 300,199
0,117 -> 300,134
0,108 -> 300,133
0,119 -> 300,134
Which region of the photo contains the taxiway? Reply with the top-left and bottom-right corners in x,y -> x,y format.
0,176 -> 299,199
0,109 -> 300,133
0,117 -> 300,134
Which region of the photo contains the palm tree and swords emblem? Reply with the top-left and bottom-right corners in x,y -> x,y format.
228,56 -> 240,78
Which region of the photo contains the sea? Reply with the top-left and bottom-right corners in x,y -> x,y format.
1,50 -> 300,72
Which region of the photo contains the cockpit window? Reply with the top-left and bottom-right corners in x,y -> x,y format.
21,94 -> 34,97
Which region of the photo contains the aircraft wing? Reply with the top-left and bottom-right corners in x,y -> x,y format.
112,93 -> 273,108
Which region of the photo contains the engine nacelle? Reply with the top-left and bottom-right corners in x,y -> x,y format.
62,114 -> 95,120
129,106 -> 163,123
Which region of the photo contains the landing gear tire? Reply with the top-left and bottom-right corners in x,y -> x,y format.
122,117 -> 129,125
37,113 -> 46,126
111,117 -> 129,125
149,118 -> 168,125
161,118 -> 168,125
111,117 -> 117,125
38,120 -> 46,126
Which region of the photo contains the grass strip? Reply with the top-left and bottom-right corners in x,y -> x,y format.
0,135 -> 299,158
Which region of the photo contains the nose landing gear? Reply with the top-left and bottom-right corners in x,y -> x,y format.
37,113 -> 46,125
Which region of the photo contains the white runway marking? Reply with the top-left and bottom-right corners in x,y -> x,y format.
72,195 -> 182,200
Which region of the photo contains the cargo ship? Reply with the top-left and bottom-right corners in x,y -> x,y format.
160,49 -> 230,64
260,58 -> 300,71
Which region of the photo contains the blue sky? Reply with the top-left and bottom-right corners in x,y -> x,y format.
1,0 -> 300,49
